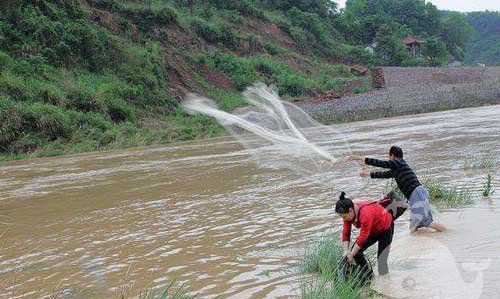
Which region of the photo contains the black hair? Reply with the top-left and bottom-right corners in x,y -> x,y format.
335,192 -> 354,214
389,146 -> 403,159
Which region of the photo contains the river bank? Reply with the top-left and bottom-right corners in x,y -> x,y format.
2,67 -> 499,163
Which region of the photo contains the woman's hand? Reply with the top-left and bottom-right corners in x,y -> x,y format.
346,252 -> 354,263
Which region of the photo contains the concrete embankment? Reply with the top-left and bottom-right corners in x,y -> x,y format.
297,67 -> 500,122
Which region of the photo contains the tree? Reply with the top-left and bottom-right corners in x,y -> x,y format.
260,0 -> 337,17
464,11 -> 500,65
374,22 -> 409,66
424,36 -> 448,66
440,12 -> 473,60
340,0 -> 393,44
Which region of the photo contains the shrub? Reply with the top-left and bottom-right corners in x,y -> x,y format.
120,3 -> 178,27
210,52 -> 259,89
102,96 -> 136,123
0,71 -> 34,101
1,3 -> 123,71
339,44 -> 374,65
231,1 -> 264,18
190,19 -> 239,50
154,7 -> 179,25
264,43 -> 282,55
28,79 -> 66,105
11,55 -> 53,76
319,64 -> 352,78
65,81 -> 104,112
8,132 -> 46,153
88,0 -> 122,11
165,111 -> 224,142
23,103 -> 71,140
69,111 -> 112,132
276,72 -> 313,96
289,26 -> 315,51
0,96 -> 24,151
220,10 -> 243,23
0,51 -> 14,72
203,0 -> 264,18
263,11 -> 292,33
317,75 -> 343,93
401,57 -> 426,67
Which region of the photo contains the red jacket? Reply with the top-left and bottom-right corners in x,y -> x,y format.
341,199 -> 393,247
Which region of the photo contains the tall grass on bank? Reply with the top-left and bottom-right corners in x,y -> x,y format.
424,178 -> 475,208
300,234 -> 369,299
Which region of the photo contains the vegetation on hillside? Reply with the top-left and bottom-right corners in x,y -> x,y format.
465,11 -> 500,66
0,0 -> 493,160
0,0 -> 367,160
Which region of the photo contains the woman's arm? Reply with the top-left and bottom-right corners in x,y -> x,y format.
341,220 -> 351,247
342,241 -> 350,256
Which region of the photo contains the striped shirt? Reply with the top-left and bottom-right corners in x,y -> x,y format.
365,158 -> 421,199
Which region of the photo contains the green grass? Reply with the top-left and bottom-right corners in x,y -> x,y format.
119,1 -> 179,28
463,155 -> 497,170
299,234 -> 370,299
190,18 -> 239,50
0,0 -> 375,162
482,174 -> 494,197
0,2 -> 221,160
198,51 -> 359,98
424,178 -> 475,208
137,282 -> 196,299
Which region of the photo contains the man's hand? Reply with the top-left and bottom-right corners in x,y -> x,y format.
360,169 -> 371,177
347,155 -> 364,162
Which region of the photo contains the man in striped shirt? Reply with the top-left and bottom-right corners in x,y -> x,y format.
348,146 -> 446,233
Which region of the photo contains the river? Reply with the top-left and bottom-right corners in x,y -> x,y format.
1,105 -> 499,299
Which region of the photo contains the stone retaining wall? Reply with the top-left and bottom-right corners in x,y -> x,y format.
297,67 -> 500,122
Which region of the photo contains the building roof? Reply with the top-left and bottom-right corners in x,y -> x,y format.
404,36 -> 425,45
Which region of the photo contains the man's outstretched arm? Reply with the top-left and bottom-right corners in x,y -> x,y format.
360,169 -> 394,179
369,170 -> 394,179
348,155 -> 400,169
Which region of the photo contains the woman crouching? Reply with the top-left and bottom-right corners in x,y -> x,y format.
335,191 -> 394,282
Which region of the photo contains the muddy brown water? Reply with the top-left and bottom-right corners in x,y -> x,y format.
1,105 -> 499,299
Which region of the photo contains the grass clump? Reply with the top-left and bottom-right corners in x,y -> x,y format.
424,178 -> 475,208
300,234 -> 368,299
482,174 -> 494,197
301,234 -> 345,278
463,155 -> 497,170
137,282 -> 196,299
